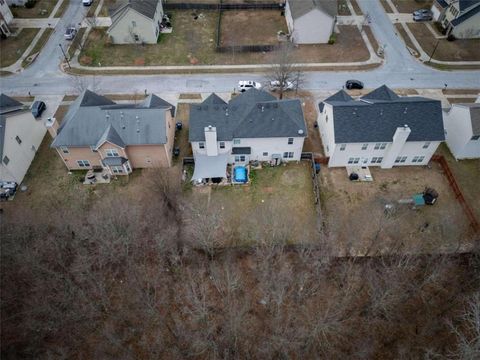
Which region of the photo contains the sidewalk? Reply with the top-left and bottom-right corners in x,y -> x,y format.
383,0 -> 480,66
68,0 -> 382,74
1,0 -> 65,73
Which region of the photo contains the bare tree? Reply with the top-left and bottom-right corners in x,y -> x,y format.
449,292 -> 480,359
266,42 -> 304,99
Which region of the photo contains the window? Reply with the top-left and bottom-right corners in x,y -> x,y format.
132,21 -> 136,27
361,143 -> 368,150
263,152 -> 268,156
288,138 -> 294,145
412,156 -> 425,163
283,152 -> 294,159
77,160 -> 91,167
15,136 -> 22,145
106,149 -> 119,157
219,141 -> 225,149
235,155 -> 246,162
199,142 -> 205,149
348,157 -> 360,164
60,146 -> 69,154
471,135 -> 480,141
374,143 -> 387,150
233,139 -> 241,145
134,34 -> 139,41
395,156 -> 407,163
111,166 -> 124,174
326,115 -> 328,123
423,141 -> 430,149
339,144 -> 346,151
371,157 -> 383,164
3,155 -> 9,165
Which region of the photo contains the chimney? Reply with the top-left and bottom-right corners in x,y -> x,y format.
45,117 -> 59,138
204,125 -> 218,156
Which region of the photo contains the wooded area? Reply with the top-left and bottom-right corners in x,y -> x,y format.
1,169 -> 479,358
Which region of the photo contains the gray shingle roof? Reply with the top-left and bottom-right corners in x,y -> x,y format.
0,94 -> 23,114
110,0 -> 160,20
102,156 -> 129,166
457,103 -> 480,136
322,85 -> 445,143
140,94 -> 175,117
189,89 -> 307,142
451,1 -> 480,25
52,90 -> 172,148
288,0 -> 337,20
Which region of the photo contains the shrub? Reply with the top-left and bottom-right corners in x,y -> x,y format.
80,55 -> 93,65
25,0 -> 37,9
328,33 -> 336,45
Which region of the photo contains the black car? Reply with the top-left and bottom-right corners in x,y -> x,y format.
345,80 -> 364,90
31,101 -> 46,118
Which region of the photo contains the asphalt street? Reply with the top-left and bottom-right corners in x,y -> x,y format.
0,0 -> 479,96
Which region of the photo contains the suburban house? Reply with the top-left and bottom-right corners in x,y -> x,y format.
431,0 -> 480,38
317,85 -> 445,168
50,90 -> 175,174
443,102 -> 480,159
0,0 -> 13,37
285,0 -> 337,44
0,94 -> 47,184
107,0 -> 164,44
189,89 -> 307,181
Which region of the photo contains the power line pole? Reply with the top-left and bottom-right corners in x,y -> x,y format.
59,43 -> 71,69
428,39 -> 440,62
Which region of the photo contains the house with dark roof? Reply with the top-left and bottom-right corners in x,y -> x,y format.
285,0 -> 337,44
443,100 -> 480,159
189,89 -> 307,181
50,90 -> 176,175
432,0 -> 480,38
107,0 -> 164,44
317,85 -> 445,168
0,0 -> 14,37
0,94 -> 47,184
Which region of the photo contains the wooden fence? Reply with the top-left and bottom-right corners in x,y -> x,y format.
431,154 -> 479,233
164,2 -> 285,10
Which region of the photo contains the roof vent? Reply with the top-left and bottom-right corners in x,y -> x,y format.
208,125 -> 212,129
298,129 -> 304,135
404,107 -> 408,114
261,105 -> 265,112
404,124 -> 408,129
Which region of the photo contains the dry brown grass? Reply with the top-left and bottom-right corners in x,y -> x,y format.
408,23 -> 480,61
319,163 -> 475,256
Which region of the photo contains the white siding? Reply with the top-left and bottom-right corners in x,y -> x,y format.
0,112 -> 47,183
192,137 -> 305,163
451,14 -> 480,39
444,106 -> 480,159
317,103 -> 336,156
108,4 -> 163,44
291,9 -> 334,44
328,141 -> 441,167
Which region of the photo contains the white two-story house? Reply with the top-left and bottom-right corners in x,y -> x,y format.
443,101 -> 480,159
189,89 -> 307,181
317,85 -> 445,168
432,0 -> 480,39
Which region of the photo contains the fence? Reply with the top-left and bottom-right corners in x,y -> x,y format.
216,44 -> 279,53
431,155 -> 479,233
301,152 -> 321,206
164,2 -> 285,10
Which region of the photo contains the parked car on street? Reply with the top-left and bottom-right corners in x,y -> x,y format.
413,9 -> 433,21
345,80 -> 364,90
82,0 -> 93,6
238,81 -> 262,92
269,80 -> 294,91
31,101 -> 46,118
64,27 -> 77,40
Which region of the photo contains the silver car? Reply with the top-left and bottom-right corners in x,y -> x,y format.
64,27 -> 77,40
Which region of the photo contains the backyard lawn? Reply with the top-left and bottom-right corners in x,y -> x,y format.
10,0 -> 59,18
79,10 -> 370,66
408,23 -> 480,61
0,28 -> 39,67
186,162 -> 319,246
319,163 -> 476,256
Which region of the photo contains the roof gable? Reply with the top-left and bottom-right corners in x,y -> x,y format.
110,0 -> 160,20
0,94 -> 23,113
288,0 -> 337,20
361,85 -> 400,102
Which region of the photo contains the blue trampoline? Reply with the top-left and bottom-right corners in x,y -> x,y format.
234,166 -> 248,183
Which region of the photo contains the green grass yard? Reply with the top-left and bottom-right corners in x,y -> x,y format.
0,28 -> 39,67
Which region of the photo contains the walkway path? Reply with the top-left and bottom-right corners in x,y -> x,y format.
1,0 -> 67,73
382,0 -> 480,65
